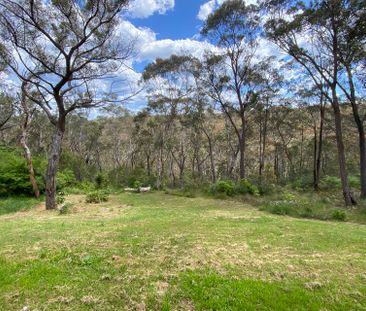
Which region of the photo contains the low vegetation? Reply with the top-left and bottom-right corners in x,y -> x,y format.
0,192 -> 365,310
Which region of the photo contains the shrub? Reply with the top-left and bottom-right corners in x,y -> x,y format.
56,192 -> 65,205
332,210 -> 347,222
57,169 -> 76,190
85,190 -> 109,203
0,146 -> 46,196
320,175 -> 341,190
209,181 -> 235,196
235,179 -> 260,196
261,200 -> 296,216
95,172 -> 108,189
280,191 -> 296,201
348,175 -> 360,188
58,202 -> 73,215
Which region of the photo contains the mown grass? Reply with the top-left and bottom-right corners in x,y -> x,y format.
0,192 -> 365,310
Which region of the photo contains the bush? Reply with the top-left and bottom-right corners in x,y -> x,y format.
0,146 -> 45,196
85,190 -> 109,203
95,172 -> 108,189
56,192 -> 65,205
320,175 -> 341,190
261,200 -> 295,216
209,181 -> 235,196
235,179 -> 260,196
58,202 -> 73,215
332,210 -> 347,221
57,169 -> 76,190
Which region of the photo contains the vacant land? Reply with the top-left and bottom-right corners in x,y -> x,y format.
0,193 -> 365,310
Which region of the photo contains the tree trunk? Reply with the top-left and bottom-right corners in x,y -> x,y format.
45,123 -> 65,210
345,66 -> 366,198
20,83 -> 40,198
313,94 -> 325,191
331,88 -> 355,206
259,108 -> 268,178
20,133 -> 40,198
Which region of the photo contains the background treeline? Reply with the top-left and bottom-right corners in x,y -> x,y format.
0,103 -> 361,196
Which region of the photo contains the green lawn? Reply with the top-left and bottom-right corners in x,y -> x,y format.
0,192 -> 365,310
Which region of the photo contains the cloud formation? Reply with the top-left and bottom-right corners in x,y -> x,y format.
128,0 -> 175,18
197,0 -> 258,21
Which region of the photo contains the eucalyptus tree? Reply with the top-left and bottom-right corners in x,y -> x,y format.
0,0 -> 133,209
143,55 -> 197,187
18,82 -> 40,198
201,0 -> 264,179
265,0 -> 359,205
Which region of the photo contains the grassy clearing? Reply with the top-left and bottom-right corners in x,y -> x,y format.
0,192 -> 365,310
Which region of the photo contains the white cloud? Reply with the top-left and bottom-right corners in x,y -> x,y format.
116,20 -> 218,62
197,0 -> 216,21
197,0 -> 259,21
128,0 -> 175,18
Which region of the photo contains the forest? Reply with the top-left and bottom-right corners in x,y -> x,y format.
0,0 -> 366,310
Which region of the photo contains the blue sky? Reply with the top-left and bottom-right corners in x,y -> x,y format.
131,1 -> 206,41
113,0 -> 224,109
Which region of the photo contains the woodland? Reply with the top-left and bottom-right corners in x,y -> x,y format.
0,0 -> 366,310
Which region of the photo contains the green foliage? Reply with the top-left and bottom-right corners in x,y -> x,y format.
57,169 -> 76,190
262,200 -> 295,215
235,179 -> 260,196
348,175 -> 360,188
56,191 -> 65,206
332,210 -> 347,222
95,172 -> 108,189
209,179 -> 260,197
0,146 -> 45,196
58,202 -> 73,215
133,180 -> 142,189
209,180 -> 235,196
85,190 -> 109,204
320,175 -> 341,190
0,196 -> 40,215
63,181 -> 95,194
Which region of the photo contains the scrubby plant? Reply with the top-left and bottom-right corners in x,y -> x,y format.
209,180 -> 235,196
56,192 -> 65,205
261,200 -> 296,216
332,210 -> 347,222
95,172 -> 108,189
235,179 -> 260,196
58,202 -> 73,215
57,169 -> 77,190
320,175 -> 341,190
0,146 -> 45,196
280,191 -> 296,201
85,190 -> 109,203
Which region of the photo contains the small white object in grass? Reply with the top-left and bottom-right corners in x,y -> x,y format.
22,307 -> 30,311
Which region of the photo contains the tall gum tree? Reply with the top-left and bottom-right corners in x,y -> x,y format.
0,0 -> 134,209
201,0 -> 264,179
264,0 -> 358,205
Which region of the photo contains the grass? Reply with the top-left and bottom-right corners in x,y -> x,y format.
0,196 -> 41,215
0,192 -> 365,310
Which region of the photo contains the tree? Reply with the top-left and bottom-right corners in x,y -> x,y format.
18,81 -> 40,198
265,0 -> 358,205
0,0 -> 133,209
201,0 -> 263,179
